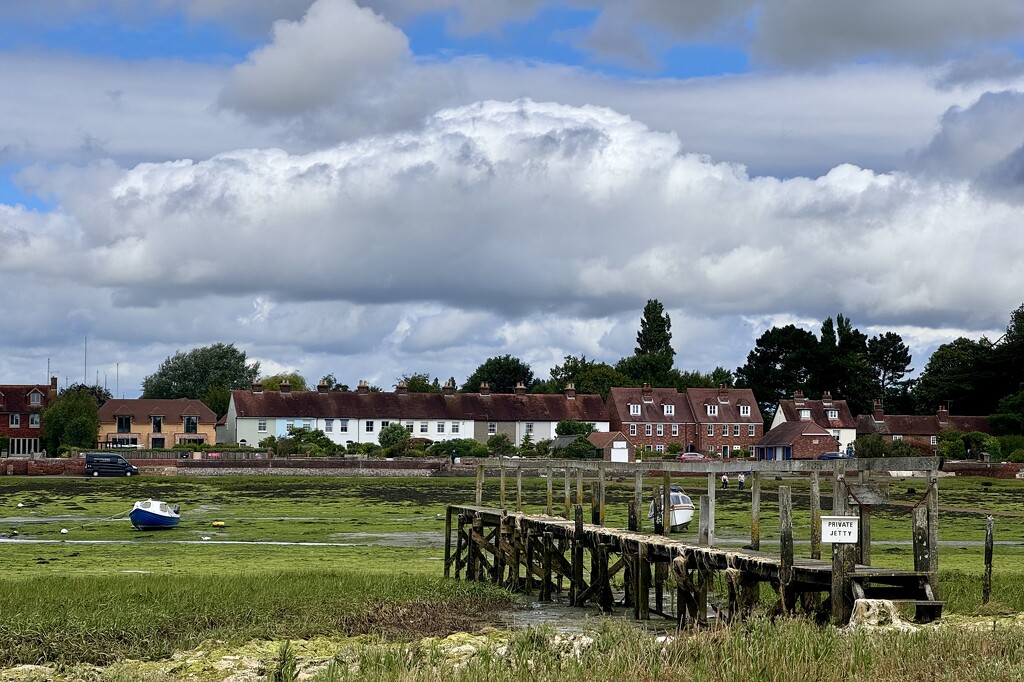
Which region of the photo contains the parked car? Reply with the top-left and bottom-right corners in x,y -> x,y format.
84,453 -> 139,477
818,451 -> 853,460
677,452 -> 712,462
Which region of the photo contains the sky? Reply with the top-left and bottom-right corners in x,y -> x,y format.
2,0 -> 1024,398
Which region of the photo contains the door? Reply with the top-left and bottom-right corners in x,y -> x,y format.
722,445 -> 729,458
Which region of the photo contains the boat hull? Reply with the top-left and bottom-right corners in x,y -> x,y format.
129,502 -> 180,530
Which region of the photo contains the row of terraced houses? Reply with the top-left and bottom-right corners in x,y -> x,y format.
1,377 -> 991,461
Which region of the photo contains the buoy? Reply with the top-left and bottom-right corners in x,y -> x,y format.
212,521 -> 226,528
60,528 -> 68,535
17,503 -> 24,508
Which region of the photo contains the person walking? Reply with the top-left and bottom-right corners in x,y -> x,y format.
738,472 -> 746,491
721,473 -> 729,490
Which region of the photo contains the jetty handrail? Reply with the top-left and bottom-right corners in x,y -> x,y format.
485,456 -> 940,475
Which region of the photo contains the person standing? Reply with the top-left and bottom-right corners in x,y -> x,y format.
721,473 -> 729,489
738,472 -> 746,491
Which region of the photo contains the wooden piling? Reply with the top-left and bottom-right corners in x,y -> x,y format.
471,513 -> 484,581
524,528 -> 535,594
576,468 -> 583,506
698,495 -> 710,545
541,531 -> 554,602
984,515 -> 994,605
751,471 -> 761,551
571,505 -> 584,605
443,505 -> 453,578
454,512 -> 466,580
662,470 -> 671,536
516,469 -> 523,512
564,468 -> 571,519
706,471 -> 716,547
599,467 -> 607,526
634,470 -> 644,532
637,542 -> 650,620
927,472 -> 939,594
598,543 -> 613,613
831,468 -> 855,625
475,464 -> 484,506
810,472 -> 821,560
546,466 -> 554,516
499,460 -> 506,510
779,486 -> 794,614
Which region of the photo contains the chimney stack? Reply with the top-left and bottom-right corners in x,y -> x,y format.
443,379 -> 456,397
48,376 -> 58,400
793,389 -> 805,401
564,382 -> 576,400
822,390 -> 832,401
317,381 -> 329,394
396,381 -> 408,395
873,398 -> 884,422
514,381 -> 526,395
937,405 -> 949,423
641,383 -> 653,396
279,381 -> 291,394
357,380 -> 370,395
479,382 -> 490,396
252,382 -> 263,393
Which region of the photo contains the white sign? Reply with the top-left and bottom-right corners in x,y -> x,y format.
821,515 -> 859,544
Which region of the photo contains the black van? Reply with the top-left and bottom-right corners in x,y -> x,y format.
84,453 -> 140,477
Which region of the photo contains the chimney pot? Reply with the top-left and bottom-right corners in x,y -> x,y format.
479,382 -> 490,396
514,381 -> 526,395
396,381 -> 408,395
317,382 -> 329,394
443,379 -> 456,397
279,381 -> 291,394
357,380 -> 369,395
252,383 -> 263,393
564,382 -> 576,400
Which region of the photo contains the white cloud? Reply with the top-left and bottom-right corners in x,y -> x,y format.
218,0 -> 410,120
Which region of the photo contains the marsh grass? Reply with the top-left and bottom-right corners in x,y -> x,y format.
0,571 -> 513,666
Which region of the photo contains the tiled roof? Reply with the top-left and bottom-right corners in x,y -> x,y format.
684,387 -> 763,424
0,384 -> 52,414
231,390 -> 610,422
606,387 -> 696,423
588,431 -> 627,449
777,398 -> 856,428
856,413 -> 991,437
98,399 -> 217,424
756,420 -> 831,447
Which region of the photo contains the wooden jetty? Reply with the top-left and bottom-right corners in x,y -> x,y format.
443,457 -> 942,626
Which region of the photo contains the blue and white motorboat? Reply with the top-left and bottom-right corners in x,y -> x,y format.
129,499 -> 181,530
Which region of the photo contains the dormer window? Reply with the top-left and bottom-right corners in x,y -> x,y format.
799,409 -> 811,420
706,404 -> 718,416
827,409 -> 839,420
663,404 -> 674,416
29,393 -> 41,406
629,404 -> 641,416
739,405 -> 751,417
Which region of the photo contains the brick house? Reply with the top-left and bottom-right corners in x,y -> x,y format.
770,390 -> 857,452
855,400 -> 992,455
587,431 -> 635,462
97,398 -> 218,448
0,377 -> 58,455
754,420 -> 837,460
607,385 -> 763,457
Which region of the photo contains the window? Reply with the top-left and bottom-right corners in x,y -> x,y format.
733,445 -> 741,455
930,435 -> 938,445
671,424 -> 678,436
706,424 -> 714,436
152,416 -> 163,433
706,404 -> 718,416
525,422 -> 534,435
656,444 -> 665,453
285,420 -> 294,430
629,404 -> 641,416
722,424 -> 729,436
30,393 -> 41,406
325,419 -> 334,433
733,424 -> 740,437
452,422 -> 460,434
151,437 -> 165,449
303,419 -> 312,431
437,422 -> 445,434
799,409 -> 811,420
893,434 -> 903,442
420,422 -> 428,433
656,424 -> 664,436
339,419 -> 349,433
405,421 -> 414,432
645,424 -> 652,436
629,424 -> 637,436
827,409 -> 839,419
663,404 -> 675,416
258,420 -> 267,432
739,405 -> 751,417
184,416 -> 198,434
29,413 -> 40,428
381,421 -> 390,429
488,422 -> 496,435
748,424 -> 755,437
645,444 -> 653,452
365,421 -> 375,432
832,430 -> 840,440
116,415 -> 131,433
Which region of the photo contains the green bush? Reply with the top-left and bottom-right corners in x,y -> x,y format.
998,434 -> 1024,460
487,433 -> 514,456
1008,448 -> 1024,463
666,443 -> 682,454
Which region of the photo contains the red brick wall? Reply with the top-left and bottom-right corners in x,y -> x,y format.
694,424 -> 762,457
617,423 -> 698,454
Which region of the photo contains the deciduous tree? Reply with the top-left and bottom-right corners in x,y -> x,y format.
462,355 -> 534,394
41,387 -> 100,453
260,372 -> 308,391
142,344 -> 260,410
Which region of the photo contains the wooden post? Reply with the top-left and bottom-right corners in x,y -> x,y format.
984,516 -> 994,605
493,513 -> 507,584
927,472 -> 939,595
779,486 -> 794,614
564,468 -> 571,519
698,495 -> 710,545
751,471 -> 761,551
454,512 -> 466,580
598,543 -> 613,613
524,528 -> 535,594
516,468 -> 523,512
912,506 -> 929,578
541,531 -> 554,602
571,505 -> 584,605
576,468 -> 584,506
662,470 -> 671,536
857,471 -> 871,566
810,472 -> 821,560
625,501 -> 637,608
831,467 -> 855,625
475,464 -> 484,506
591,482 -> 600,525
444,505 -> 453,578
471,513 -> 484,582
599,466 -> 607,526
510,519 -> 521,591
546,466 -> 554,516
499,460 -> 506,510
634,469 -> 644,532
706,471 -> 716,547
637,542 -> 650,620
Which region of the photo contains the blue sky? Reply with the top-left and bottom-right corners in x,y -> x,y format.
1,0 -> 1023,395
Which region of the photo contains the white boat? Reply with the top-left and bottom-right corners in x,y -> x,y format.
668,487 -> 695,531
129,500 -> 181,530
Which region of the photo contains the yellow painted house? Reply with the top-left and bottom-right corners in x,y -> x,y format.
97,398 -> 218,448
